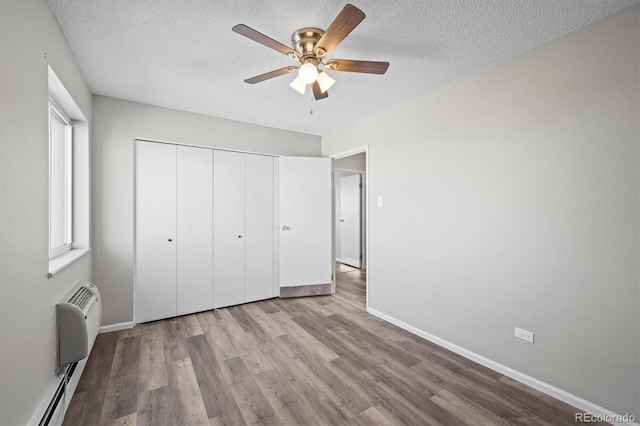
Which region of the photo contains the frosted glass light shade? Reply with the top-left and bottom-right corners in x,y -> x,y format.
316,71 -> 335,93
298,63 -> 318,84
289,75 -> 306,95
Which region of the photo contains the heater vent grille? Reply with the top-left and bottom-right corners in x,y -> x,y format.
68,286 -> 93,310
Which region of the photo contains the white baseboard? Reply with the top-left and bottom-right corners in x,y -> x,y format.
30,321 -> 134,424
28,357 -> 88,426
367,307 -> 638,426
99,321 -> 134,334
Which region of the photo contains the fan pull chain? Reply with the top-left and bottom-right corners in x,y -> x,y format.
309,94 -> 314,115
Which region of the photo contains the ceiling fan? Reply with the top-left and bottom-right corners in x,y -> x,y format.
232,4 -> 389,100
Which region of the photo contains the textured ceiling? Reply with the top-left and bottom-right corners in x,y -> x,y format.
47,0 -> 638,136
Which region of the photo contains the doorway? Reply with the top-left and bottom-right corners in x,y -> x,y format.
332,147 -> 368,310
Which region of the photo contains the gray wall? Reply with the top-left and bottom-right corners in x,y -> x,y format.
323,6 -> 640,417
92,95 -> 321,325
0,1 -> 93,424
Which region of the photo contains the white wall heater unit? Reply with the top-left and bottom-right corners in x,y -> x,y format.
56,281 -> 102,369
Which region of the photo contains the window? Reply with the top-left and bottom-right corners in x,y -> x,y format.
47,65 -> 90,277
49,100 -> 72,259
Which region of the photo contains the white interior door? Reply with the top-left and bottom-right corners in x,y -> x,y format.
177,146 -> 213,315
135,141 -> 177,323
245,154 -> 275,303
213,150 -> 245,308
339,174 -> 361,268
279,156 -> 332,294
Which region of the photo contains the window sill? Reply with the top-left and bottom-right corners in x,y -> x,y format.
48,248 -> 91,278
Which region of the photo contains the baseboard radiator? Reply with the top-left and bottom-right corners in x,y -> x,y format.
38,281 -> 102,426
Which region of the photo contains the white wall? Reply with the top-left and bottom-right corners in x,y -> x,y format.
323,6 -> 640,418
0,1 -> 93,424
92,95 -> 321,325
335,152 -> 365,171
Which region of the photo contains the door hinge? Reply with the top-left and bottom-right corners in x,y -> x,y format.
331,274 -> 334,280
359,183 -> 363,188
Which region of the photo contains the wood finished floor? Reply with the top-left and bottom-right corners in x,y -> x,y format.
64,265 -> 595,426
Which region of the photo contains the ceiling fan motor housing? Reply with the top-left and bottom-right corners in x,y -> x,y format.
292,27 -> 325,62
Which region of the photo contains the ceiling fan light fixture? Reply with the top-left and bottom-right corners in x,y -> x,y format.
298,62 -> 318,84
289,75 -> 306,95
316,71 -> 335,93
233,4 -> 388,101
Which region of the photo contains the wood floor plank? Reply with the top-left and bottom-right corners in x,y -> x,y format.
137,386 -> 184,426
137,322 -> 168,392
374,397 -> 437,426
224,357 -> 281,425
361,364 -> 467,425
244,329 -> 348,425
185,334 -> 244,424
178,314 -> 204,337
254,368 -> 321,426
105,412 -> 137,426
411,359 -> 528,422
325,313 -> 422,368
353,406 -> 394,425
75,331 -> 120,393
329,355 -> 441,425
495,376 -> 591,425
280,334 -> 371,417
294,295 -> 337,317
431,388 -> 508,425
270,311 -> 339,363
167,358 -> 210,425
162,318 -> 189,362
228,305 -> 262,333
401,337 -> 502,383
269,297 -> 309,318
216,309 -> 274,375
100,336 -> 141,424
241,303 -> 286,337
61,390 -> 87,426
291,313 -> 371,370
199,311 -> 240,362
255,299 -> 280,315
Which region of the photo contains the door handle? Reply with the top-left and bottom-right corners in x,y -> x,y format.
340,219 -> 345,222
281,225 -> 290,230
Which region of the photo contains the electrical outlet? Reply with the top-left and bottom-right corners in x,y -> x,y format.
377,196 -> 384,207
515,327 -> 534,343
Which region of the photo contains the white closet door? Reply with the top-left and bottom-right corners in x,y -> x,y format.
213,150 -> 245,308
279,156 -> 332,290
244,154 -> 274,303
177,146 -> 213,315
135,141 -> 177,323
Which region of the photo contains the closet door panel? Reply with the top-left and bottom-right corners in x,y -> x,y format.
135,141 -> 177,323
245,154 -> 274,303
177,146 -> 214,315
213,150 -> 245,308
279,156 -> 332,290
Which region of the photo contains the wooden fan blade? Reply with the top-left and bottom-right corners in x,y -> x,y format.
233,24 -> 295,56
312,81 -> 329,100
315,4 -> 365,57
244,66 -> 297,84
326,59 -> 389,74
